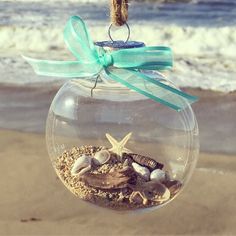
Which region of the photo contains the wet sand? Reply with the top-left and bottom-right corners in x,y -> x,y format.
1,85 -> 236,154
0,129 -> 236,235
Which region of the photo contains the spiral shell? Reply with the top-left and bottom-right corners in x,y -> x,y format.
128,153 -> 164,171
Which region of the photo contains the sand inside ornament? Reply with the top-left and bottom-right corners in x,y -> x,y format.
54,133 -> 182,211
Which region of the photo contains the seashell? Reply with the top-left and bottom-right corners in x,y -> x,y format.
128,153 -> 164,171
129,180 -> 170,205
93,150 -> 110,165
132,162 -> 150,181
71,154 -> 92,176
150,169 -> 166,182
79,167 -> 137,190
151,182 -> 170,203
164,180 -> 182,196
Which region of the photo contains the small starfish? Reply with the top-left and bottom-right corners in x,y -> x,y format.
105,132 -> 133,159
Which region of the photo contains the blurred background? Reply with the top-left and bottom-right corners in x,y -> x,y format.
0,0 -> 236,235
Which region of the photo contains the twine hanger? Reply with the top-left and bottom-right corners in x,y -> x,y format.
110,0 -> 129,26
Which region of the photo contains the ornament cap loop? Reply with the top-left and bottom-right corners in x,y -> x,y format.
108,22 -> 130,43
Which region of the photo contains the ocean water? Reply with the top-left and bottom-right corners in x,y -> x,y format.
0,0 -> 236,92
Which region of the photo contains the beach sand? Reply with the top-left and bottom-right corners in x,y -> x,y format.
0,129 -> 236,235
1,0 -> 236,234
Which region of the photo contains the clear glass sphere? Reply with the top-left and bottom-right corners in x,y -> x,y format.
46,70 -> 199,212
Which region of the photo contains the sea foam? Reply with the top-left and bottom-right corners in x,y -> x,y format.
0,0 -> 235,92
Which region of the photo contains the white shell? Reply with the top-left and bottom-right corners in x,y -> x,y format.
150,169 -> 166,182
132,162 -> 150,181
160,186 -> 171,202
71,155 -> 92,175
93,150 -> 110,165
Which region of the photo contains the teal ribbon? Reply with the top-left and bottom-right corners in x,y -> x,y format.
23,15 -> 198,111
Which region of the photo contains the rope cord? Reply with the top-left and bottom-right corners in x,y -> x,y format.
110,0 -> 128,26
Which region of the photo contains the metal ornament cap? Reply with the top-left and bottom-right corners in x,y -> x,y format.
95,40 -> 145,51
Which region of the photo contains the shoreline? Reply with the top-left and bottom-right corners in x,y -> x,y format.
1,85 -> 236,155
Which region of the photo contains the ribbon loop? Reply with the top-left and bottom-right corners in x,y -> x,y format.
64,16 -> 97,63
23,15 -> 198,111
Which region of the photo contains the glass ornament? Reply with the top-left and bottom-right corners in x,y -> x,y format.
45,41 -> 199,212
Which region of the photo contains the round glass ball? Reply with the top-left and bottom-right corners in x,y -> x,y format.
46,70 -> 199,212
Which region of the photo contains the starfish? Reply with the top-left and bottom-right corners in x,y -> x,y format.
105,132 -> 133,159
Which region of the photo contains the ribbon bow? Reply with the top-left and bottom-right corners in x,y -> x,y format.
24,16 -> 198,111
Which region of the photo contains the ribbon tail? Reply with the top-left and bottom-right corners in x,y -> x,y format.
23,56 -> 101,77
104,68 -> 198,111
